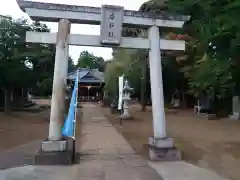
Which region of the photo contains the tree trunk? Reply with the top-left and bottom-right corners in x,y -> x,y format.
140,59 -> 147,111
181,90 -> 186,108
3,89 -> 12,115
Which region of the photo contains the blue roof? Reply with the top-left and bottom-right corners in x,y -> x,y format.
67,68 -> 104,83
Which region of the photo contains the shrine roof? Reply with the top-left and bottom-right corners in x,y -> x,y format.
67,68 -> 104,83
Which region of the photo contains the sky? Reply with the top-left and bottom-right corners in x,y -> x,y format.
0,0 -> 146,64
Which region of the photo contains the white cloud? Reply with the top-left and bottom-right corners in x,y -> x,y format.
0,0 -> 146,63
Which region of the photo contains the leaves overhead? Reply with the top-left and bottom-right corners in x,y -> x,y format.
76,51 -> 106,72
167,0 -> 240,97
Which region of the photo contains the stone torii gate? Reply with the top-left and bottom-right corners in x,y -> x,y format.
17,0 -> 189,163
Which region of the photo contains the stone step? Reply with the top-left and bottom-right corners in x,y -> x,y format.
34,150 -> 74,165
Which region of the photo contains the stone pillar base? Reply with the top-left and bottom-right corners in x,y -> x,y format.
229,114 -> 240,120
34,138 -> 75,165
41,140 -> 68,152
120,113 -> 133,120
148,137 -> 181,161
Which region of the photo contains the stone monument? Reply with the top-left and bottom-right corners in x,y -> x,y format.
229,96 -> 240,120
196,94 -> 217,120
120,80 -> 134,120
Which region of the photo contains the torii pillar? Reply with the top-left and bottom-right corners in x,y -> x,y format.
35,19 -> 73,165
49,19 -> 71,141
148,25 -> 181,161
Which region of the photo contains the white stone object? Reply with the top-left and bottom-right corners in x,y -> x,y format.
148,26 -> 166,138
120,80 -> 133,120
25,32 -> 186,50
49,19 -> 71,141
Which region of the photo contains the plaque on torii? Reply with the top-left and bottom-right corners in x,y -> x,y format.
100,5 -> 124,45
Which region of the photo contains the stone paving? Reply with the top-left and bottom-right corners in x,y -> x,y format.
84,104 -> 230,180
77,103 -> 163,180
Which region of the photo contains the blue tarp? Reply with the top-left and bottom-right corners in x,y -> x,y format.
62,71 -> 79,138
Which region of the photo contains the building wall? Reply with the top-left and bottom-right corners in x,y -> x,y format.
78,83 -> 104,102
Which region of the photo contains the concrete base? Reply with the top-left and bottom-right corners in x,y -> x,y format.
41,140 -> 67,152
197,113 -> 218,120
149,147 -> 181,161
34,150 -> 73,165
149,137 -> 181,161
229,114 -> 240,120
149,137 -> 174,148
34,138 -> 75,165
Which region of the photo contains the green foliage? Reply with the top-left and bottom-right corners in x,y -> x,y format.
104,49 -> 138,96
187,54 -> 234,99
0,16 -> 61,112
139,0 -> 168,12
68,56 -> 76,72
0,16 -> 33,90
166,0 -> 240,98
76,51 -> 105,72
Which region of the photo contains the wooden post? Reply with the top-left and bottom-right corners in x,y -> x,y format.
49,19 -> 71,141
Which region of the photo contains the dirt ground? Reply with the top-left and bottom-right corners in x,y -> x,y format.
0,99 -> 83,169
100,104 -> 240,180
0,99 -> 50,152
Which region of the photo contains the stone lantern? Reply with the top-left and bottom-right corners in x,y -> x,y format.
120,79 -> 134,120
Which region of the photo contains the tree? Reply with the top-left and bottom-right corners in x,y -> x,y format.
0,16 -> 33,113
68,56 -> 76,73
22,21 -> 55,97
129,49 -> 150,111
166,0 -> 240,99
104,49 -> 136,96
139,0 -> 240,100
0,16 -> 56,113
76,51 -> 105,72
